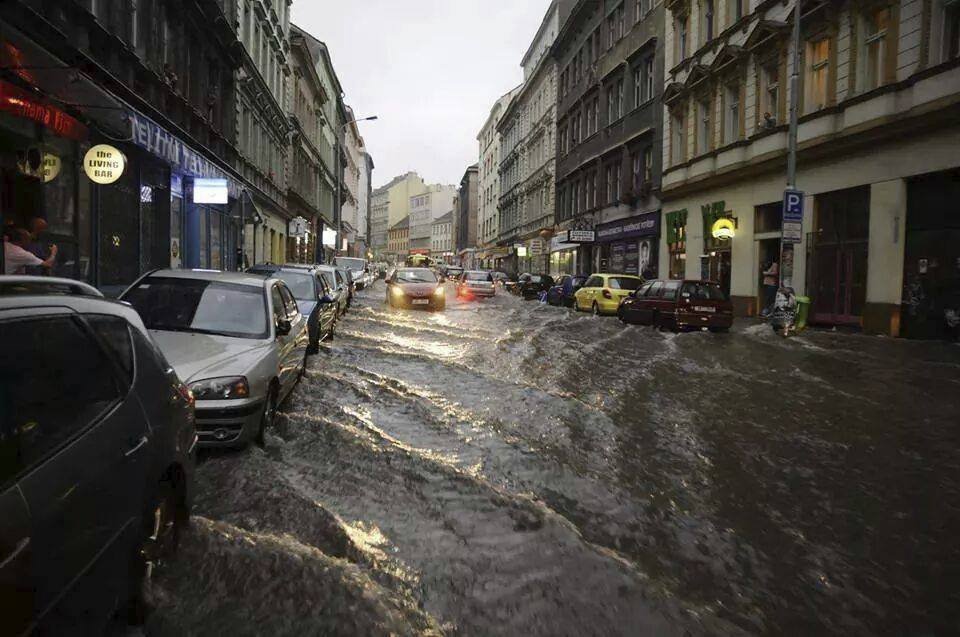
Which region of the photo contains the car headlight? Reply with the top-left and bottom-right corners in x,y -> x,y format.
189,377 -> 250,400
434,286 -> 445,297
391,285 -> 405,297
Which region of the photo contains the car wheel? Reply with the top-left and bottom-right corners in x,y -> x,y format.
592,302 -> 600,316
129,478 -> 184,624
328,318 -> 336,340
255,386 -> 278,447
617,306 -> 626,322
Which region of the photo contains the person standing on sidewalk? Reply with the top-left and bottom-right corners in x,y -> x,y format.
3,226 -> 57,275
761,259 -> 779,317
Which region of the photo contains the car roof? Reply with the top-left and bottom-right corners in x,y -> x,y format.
142,269 -> 269,288
248,264 -> 318,274
0,289 -> 152,337
595,273 -> 643,278
397,267 -> 434,273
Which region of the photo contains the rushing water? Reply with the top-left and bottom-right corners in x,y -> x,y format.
148,280 -> 960,636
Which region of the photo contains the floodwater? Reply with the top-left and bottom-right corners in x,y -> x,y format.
148,279 -> 960,636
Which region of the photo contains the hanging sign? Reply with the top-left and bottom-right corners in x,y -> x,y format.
41,152 -> 61,182
83,144 -> 125,184
711,217 -> 736,240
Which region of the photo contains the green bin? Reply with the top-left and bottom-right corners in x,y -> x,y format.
795,296 -> 811,332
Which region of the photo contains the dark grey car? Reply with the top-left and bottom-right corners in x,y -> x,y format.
0,277 -> 196,635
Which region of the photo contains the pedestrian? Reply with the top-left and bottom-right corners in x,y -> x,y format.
761,259 -> 779,317
24,217 -> 50,275
3,226 -> 57,275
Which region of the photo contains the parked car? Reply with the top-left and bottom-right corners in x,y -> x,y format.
336,266 -> 357,307
122,270 -> 309,448
316,265 -> 350,317
456,270 -> 496,299
574,274 -> 644,315
0,277 -> 196,635
334,257 -> 369,290
491,271 -> 510,288
546,274 -> 588,307
618,279 -> 733,332
517,273 -> 555,300
386,267 -> 446,310
445,266 -> 464,282
247,264 -> 338,352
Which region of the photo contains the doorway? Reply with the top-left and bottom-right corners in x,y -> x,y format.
702,249 -> 732,297
757,238 -> 780,312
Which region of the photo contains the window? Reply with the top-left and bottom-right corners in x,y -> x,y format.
592,96 -> 600,133
644,58 -> 654,101
760,62 -> 780,126
643,146 -> 652,183
944,2 -> 960,62
609,12 -> 617,48
804,38 -> 830,113
633,66 -> 643,107
278,284 -> 299,318
728,0 -> 743,24
724,83 -> 741,142
0,316 -> 122,483
617,3 -> 625,39
676,14 -> 689,61
700,0 -> 715,44
860,7 -> 891,91
697,98 -> 712,152
572,181 -> 580,215
631,152 -> 642,189
661,281 -> 682,300
86,314 -> 134,384
671,108 -> 687,164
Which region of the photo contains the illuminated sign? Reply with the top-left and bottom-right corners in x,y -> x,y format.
568,230 -> 596,242
516,245 -> 528,257
83,144 -> 125,184
711,217 -> 736,240
0,79 -> 87,140
42,153 -> 60,182
193,178 -> 229,204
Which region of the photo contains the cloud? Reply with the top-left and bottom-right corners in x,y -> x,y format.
292,0 -> 552,188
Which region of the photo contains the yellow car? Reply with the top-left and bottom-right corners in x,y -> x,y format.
573,273 -> 645,315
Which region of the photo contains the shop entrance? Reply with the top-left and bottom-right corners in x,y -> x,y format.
757,238 -> 780,311
807,186 -> 869,326
902,170 -> 960,340
702,249 -> 732,297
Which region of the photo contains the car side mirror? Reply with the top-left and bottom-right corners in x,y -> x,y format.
319,294 -> 335,304
275,317 -> 292,336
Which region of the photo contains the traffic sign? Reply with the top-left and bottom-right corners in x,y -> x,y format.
782,189 -> 804,244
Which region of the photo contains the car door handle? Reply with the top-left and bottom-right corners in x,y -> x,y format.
0,537 -> 30,570
124,435 -> 149,457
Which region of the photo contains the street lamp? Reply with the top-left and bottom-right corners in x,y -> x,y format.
335,115 -> 378,258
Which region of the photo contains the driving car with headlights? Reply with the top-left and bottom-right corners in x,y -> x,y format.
121,270 -> 309,448
385,267 -> 445,310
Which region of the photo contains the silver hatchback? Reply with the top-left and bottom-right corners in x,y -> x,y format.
122,270 -> 309,447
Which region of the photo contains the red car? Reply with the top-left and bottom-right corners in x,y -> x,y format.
618,279 -> 733,332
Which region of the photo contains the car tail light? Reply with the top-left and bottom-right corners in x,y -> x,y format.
602,289 -> 613,299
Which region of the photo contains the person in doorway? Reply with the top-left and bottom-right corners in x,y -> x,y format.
761,259 -> 779,317
24,217 -> 50,275
3,226 -> 57,275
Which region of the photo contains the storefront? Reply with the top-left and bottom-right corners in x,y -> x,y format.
594,212 -> 660,279
664,209 -> 687,280
549,232 -> 578,277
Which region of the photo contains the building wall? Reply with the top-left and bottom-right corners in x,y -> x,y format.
410,184 -> 457,250
457,166 -> 479,251
659,0 -> 960,334
478,88 -> 521,251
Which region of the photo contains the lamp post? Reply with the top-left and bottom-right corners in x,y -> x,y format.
335,115 -> 378,258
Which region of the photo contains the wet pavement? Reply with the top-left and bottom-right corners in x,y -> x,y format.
149,279 -> 960,636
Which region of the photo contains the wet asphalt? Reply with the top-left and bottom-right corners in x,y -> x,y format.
147,279 -> 960,637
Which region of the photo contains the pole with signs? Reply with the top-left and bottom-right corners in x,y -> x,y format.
780,0 -> 803,289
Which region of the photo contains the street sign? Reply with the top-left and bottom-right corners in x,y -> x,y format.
782,189 -> 804,244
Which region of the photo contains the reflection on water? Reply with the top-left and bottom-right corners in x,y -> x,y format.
151,280 -> 960,636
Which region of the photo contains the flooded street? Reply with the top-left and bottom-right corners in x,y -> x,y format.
150,280 -> 960,636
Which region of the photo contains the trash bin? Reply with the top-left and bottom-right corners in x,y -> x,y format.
795,296 -> 811,331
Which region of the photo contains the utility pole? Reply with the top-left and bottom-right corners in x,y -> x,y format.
780,0 -> 802,289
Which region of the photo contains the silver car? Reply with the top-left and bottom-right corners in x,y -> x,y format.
122,270 -> 309,448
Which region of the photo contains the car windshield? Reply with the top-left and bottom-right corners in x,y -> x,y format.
250,270 -> 315,300
608,277 -> 642,290
122,277 -> 268,339
682,282 -> 728,301
335,257 -> 366,271
396,269 -> 437,283
465,272 -> 492,281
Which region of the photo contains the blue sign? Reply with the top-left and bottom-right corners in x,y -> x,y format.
782,189 -> 804,243
128,110 -> 240,199
595,212 -> 661,242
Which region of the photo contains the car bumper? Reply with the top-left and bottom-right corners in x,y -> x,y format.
676,312 -> 734,329
461,288 -> 495,297
194,398 -> 265,447
393,295 -> 445,309
596,298 -> 622,314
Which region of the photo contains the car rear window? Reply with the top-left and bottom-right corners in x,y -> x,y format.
608,277 -> 642,290
465,272 -> 492,281
264,271 -> 315,300
681,282 -> 728,301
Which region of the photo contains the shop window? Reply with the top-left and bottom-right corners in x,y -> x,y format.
140,162 -> 170,273
666,209 -> 688,279
210,209 -> 222,270
754,202 -> 783,233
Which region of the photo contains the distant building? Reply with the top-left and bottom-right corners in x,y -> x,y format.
477,87 -> 521,269
409,184 -> 457,253
387,215 -> 411,262
370,172 -> 426,257
456,165 -> 479,268
360,152 -> 375,255
431,211 -> 454,262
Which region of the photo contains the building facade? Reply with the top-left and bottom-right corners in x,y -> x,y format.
477,86 -> 521,268
660,0 -> 960,337
409,183 -> 456,253
370,171 -> 427,257
431,211 -> 455,261
387,215 -> 410,260
0,0 -> 242,294
236,0 -> 293,266
497,0 -> 576,274
360,152 -> 375,256
456,165 -> 480,267
341,105 -> 364,256
553,0 -> 666,279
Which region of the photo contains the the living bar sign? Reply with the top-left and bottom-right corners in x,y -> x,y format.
83,144 -> 125,184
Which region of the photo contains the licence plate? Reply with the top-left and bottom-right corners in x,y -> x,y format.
694,306 -> 716,313
412,299 -> 429,305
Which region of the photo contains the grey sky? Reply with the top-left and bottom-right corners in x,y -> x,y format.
292,0 -> 553,189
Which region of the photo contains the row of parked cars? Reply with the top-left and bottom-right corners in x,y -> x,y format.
0,258 -> 373,634
509,272 -> 734,332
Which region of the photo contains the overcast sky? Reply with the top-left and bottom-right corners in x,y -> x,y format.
292,0 -> 553,189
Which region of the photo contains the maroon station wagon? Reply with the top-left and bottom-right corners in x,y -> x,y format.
617,279 -> 733,332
